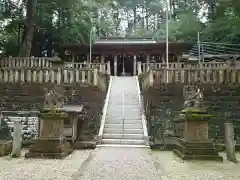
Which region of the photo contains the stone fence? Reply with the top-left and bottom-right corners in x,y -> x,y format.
0,67 -> 108,91
0,57 -> 111,75
137,61 -> 240,75
141,67 -> 240,89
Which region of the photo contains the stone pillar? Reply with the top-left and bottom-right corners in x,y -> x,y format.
225,119 -> 237,162
11,121 -> 22,158
133,55 -> 137,75
114,56 -> 117,76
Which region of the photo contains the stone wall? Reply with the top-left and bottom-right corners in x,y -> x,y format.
142,84 -> 240,145
3,116 -> 39,141
0,82 -> 107,143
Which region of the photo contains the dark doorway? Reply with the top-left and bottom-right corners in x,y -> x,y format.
124,55 -> 134,76
117,56 -> 123,76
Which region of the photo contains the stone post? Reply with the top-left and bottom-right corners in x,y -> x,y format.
11,121 -> 22,158
93,68 -> 98,86
146,54 -> 150,72
225,119 -> 237,163
137,61 -> 142,75
100,55 -> 105,73
149,69 -> 154,87
114,56 -> 117,76
133,55 -> 137,75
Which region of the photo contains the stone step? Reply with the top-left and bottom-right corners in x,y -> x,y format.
103,133 -> 144,140
106,116 -> 141,121
104,123 -> 143,129
107,104 -> 140,108
105,119 -> 142,124
106,111 -> 141,116
108,103 -> 140,107
97,144 -> 149,148
102,139 -> 145,145
103,128 -> 143,134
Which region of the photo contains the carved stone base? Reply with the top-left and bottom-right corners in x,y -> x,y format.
25,138 -> 73,159
74,141 -> 96,149
0,140 -> 12,157
173,138 -> 223,161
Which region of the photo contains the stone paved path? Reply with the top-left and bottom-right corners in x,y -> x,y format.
73,147 -> 162,180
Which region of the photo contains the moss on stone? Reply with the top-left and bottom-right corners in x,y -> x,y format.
40,110 -> 67,120
181,107 -> 207,113
180,112 -> 212,121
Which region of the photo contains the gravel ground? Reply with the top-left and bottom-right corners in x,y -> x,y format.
151,151 -> 240,180
0,149 -> 92,180
73,147 -> 162,180
1,148 -> 240,180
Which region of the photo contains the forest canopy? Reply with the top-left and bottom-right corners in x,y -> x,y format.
0,0 -> 239,57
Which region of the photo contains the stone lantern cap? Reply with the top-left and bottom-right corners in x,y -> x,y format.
48,53 -> 64,66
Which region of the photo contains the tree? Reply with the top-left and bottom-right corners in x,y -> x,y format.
19,0 -> 37,57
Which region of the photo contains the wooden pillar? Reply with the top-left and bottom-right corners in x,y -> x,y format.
71,54 -> 75,68
162,53 -> 165,63
133,55 -> 137,75
114,56 -> 117,76
87,54 -> 90,64
122,57 -> 125,76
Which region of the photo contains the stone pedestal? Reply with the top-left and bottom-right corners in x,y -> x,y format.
25,110 -> 73,159
173,108 -> 223,161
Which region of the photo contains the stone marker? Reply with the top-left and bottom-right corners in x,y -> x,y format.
225,119 -> 237,163
11,121 -> 22,158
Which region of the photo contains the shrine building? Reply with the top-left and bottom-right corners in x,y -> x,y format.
58,37 -> 193,76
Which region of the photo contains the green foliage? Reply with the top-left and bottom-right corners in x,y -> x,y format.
0,0 -> 239,56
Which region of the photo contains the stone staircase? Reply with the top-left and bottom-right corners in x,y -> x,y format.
101,76 -> 147,146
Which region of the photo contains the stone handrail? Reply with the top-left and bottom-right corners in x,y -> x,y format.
98,76 -> 113,143
141,69 -> 153,90
140,67 -> 240,89
0,67 -> 100,85
136,76 -> 149,146
0,57 -> 111,75
0,57 -> 52,68
137,61 -> 240,75
64,61 -> 111,75
96,72 -> 109,91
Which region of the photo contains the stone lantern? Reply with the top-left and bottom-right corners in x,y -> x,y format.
173,85 -> 223,161
25,87 -> 73,159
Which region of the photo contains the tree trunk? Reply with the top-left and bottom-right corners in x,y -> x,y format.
133,7 -> 137,32
19,0 -> 37,57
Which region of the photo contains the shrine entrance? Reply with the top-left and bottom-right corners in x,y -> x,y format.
117,55 -> 134,76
